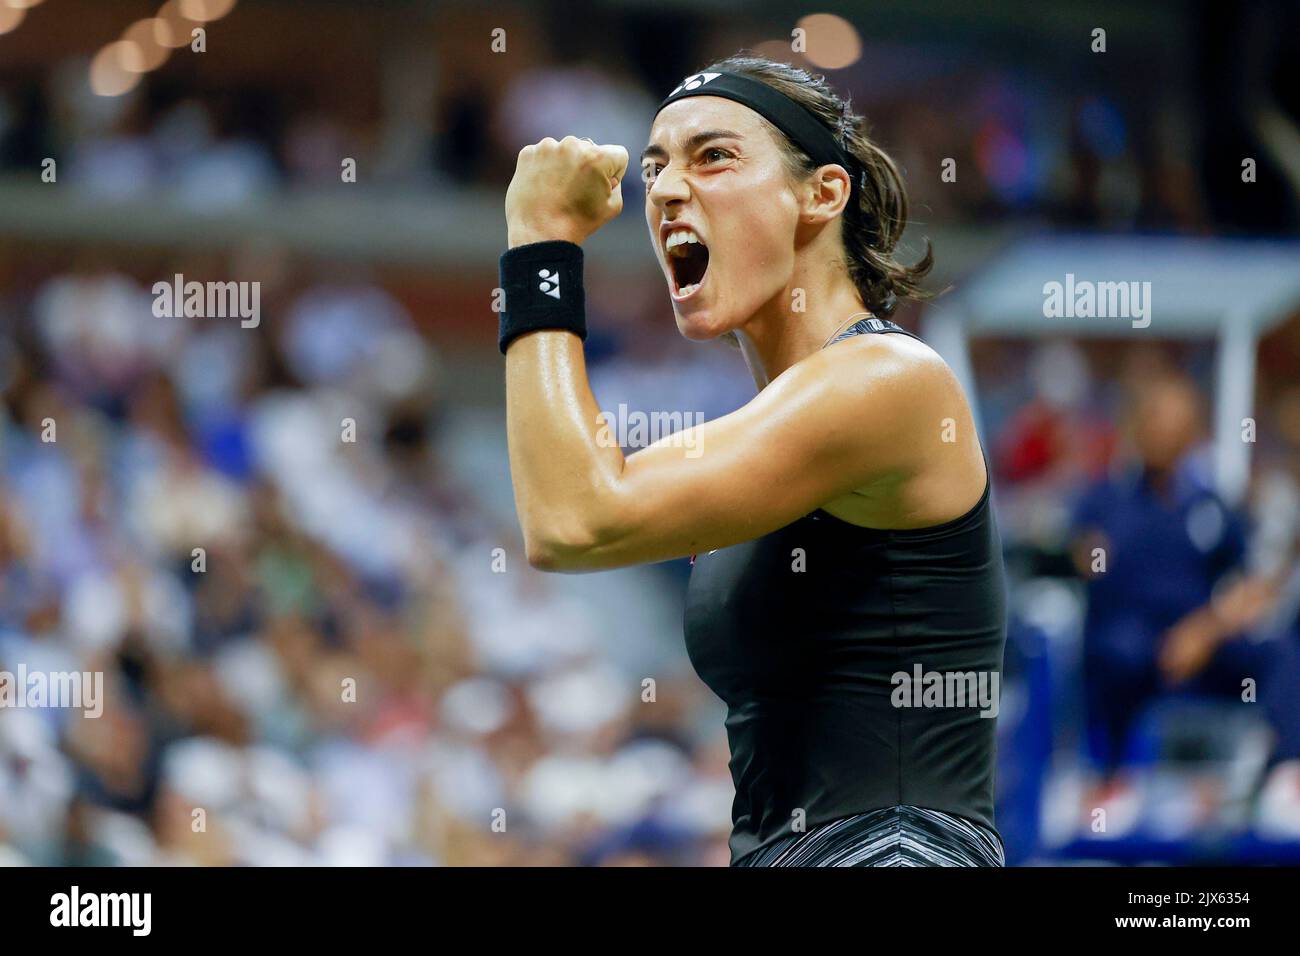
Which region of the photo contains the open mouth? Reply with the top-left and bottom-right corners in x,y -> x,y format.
665,230 -> 710,299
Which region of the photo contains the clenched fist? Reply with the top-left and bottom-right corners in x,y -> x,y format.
505,136 -> 629,248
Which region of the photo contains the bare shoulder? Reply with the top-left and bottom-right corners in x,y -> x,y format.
794,331 -> 985,527
798,329 -> 964,421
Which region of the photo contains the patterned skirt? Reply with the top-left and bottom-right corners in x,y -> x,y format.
732,805 -> 1005,867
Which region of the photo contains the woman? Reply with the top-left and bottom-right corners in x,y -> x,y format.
497,55 -> 1006,867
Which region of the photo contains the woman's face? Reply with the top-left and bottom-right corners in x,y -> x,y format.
642,97 -> 803,340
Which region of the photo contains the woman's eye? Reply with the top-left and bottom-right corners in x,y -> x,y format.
641,150 -> 728,185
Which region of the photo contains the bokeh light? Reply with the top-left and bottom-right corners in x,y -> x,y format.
752,39 -> 803,65
0,5 -> 25,34
122,19 -> 172,73
157,0 -> 204,47
89,41 -> 144,97
178,0 -> 237,22
796,13 -> 862,70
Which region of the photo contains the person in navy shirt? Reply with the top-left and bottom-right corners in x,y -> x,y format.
1069,374 -> 1297,780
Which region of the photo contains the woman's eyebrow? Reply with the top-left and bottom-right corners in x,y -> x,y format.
640,129 -> 743,163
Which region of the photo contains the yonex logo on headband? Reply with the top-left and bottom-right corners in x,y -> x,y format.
668,72 -> 721,96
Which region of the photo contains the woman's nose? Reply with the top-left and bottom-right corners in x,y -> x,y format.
649,167 -> 689,207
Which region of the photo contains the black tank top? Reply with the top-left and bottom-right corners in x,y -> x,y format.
682,317 -> 1007,864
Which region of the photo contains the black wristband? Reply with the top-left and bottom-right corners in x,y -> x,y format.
498,240 -> 587,354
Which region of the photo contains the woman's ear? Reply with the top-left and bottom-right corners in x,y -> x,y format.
802,164 -> 853,224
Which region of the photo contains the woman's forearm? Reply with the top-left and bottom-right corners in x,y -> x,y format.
505,329 -> 627,569
496,136 -> 631,568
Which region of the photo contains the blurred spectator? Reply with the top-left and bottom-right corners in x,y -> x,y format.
1068,372 -> 1300,835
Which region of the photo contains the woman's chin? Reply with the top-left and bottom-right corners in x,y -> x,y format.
674,311 -> 728,341
671,294 -> 734,341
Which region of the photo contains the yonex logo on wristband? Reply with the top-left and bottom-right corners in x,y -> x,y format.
498,242 -> 585,353
668,72 -> 721,96
538,268 -> 561,299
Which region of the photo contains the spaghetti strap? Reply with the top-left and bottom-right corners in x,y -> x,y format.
826,314 -> 924,347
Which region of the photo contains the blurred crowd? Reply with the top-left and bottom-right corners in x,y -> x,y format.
0,8 -> 1279,233
3,256 -> 1299,866
0,255 -> 744,866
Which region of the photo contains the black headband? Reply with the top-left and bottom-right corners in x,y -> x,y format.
654,71 -> 860,190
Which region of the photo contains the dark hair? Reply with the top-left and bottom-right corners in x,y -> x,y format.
698,53 -> 934,317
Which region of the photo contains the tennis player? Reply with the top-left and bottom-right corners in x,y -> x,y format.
497,54 -> 1006,867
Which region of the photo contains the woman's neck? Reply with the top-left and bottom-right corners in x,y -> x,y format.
736,269 -> 870,388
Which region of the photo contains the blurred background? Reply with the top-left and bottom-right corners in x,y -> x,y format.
1,0 -> 1299,866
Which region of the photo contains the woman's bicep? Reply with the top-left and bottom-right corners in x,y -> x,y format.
568,354 -> 913,570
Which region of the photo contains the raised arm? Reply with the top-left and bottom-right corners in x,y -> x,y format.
508,327 -> 947,571
500,136 -> 955,571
